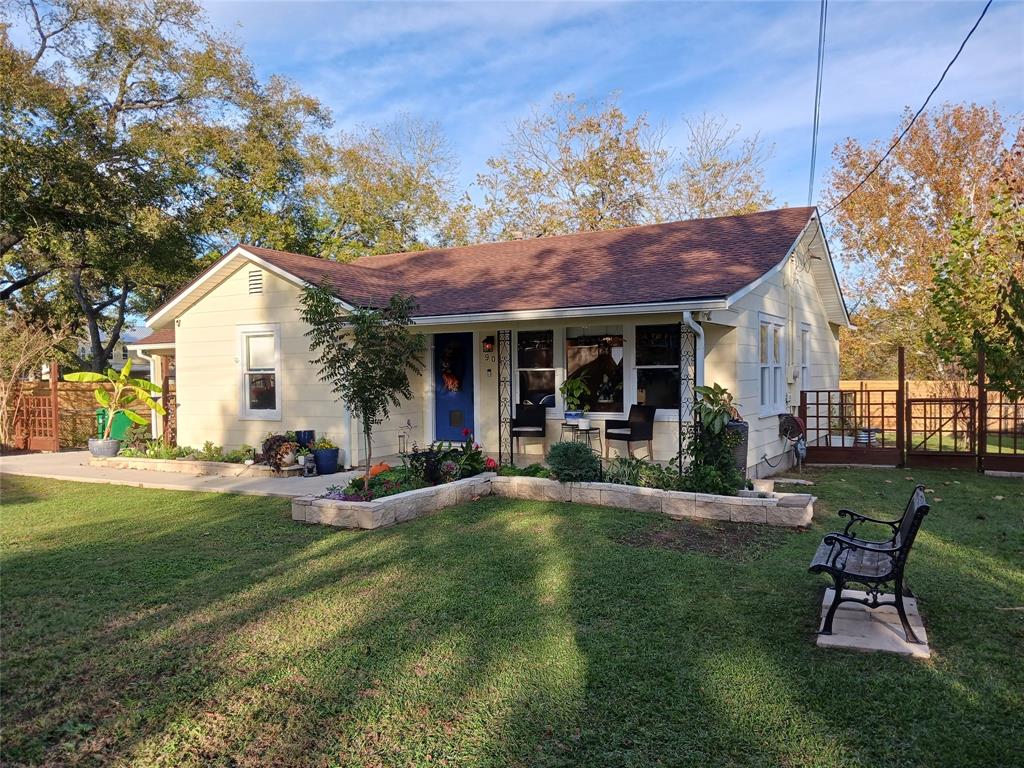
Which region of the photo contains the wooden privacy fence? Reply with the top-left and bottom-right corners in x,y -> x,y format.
8,370 -> 175,451
801,348 -> 1023,472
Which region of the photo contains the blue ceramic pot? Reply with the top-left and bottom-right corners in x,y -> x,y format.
313,447 -> 339,475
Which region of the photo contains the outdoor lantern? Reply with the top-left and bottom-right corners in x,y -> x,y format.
482,336 -> 495,353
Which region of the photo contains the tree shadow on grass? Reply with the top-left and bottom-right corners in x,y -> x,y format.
1,481 -> 591,766
541,499 -> 1023,767
3,476 -> 1021,767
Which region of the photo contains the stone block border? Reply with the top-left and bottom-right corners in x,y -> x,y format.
292,473 -> 814,530
91,455 -> 301,478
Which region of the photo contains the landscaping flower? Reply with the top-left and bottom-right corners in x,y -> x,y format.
484,456 -> 498,471
462,427 -> 472,438
440,459 -> 459,482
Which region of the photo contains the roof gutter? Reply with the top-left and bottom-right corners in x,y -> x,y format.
410,298 -> 728,327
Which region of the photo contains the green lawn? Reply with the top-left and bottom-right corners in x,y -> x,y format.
1,468 -> 1022,767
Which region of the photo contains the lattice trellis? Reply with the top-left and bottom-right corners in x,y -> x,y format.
497,329 -> 513,465
677,323 -> 697,464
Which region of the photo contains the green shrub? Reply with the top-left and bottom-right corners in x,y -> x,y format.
118,440 -> 191,460
194,440 -> 225,461
343,466 -> 428,500
677,462 -> 743,496
223,445 -> 254,463
546,441 -> 601,482
604,456 -> 681,490
496,462 -> 551,478
404,435 -> 485,484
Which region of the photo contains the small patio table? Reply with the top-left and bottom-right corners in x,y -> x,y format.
560,422 -> 601,454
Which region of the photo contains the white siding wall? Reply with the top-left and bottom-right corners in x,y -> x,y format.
729,256 -> 841,475
173,264 -> 425,461
171,254 -> 840,473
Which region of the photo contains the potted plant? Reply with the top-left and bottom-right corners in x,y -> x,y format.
695,383 -> 748,475
296,446 -> 312,466
312,435 -> 340,475
65,360 -> 165,458
559,374 -> 591,425
262,433 -> 299,470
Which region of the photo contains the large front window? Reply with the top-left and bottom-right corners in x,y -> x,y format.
565,326 -> 623,413
517,330 -> 555,407
241,327 -> 280,420
635,324 -> 680,410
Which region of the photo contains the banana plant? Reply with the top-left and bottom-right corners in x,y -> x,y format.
65,359 -> 166,439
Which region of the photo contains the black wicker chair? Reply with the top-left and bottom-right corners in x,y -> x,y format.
604,404 -> 657,459
511,404 -> 547,455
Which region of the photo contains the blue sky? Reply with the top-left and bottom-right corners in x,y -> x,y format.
203,0 -> 1023,212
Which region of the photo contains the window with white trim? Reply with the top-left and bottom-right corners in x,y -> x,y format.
241,327 -> 281,419
635,324 -> 680,410
516,330 -> 556,408
759,314 -> 786,415
566,325 -> 623,413
800,323 -> 811,390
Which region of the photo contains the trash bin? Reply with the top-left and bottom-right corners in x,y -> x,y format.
96,409 -> 133,440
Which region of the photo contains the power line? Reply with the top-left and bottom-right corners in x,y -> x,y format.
823,0 -> 994,217
807,0 -> 828,206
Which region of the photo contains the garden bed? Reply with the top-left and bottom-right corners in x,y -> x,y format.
292,474 -> 814,530
90,455 -> 302,478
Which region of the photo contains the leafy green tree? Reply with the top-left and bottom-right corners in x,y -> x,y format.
305,118 -> 459,261
826,104 -> 1018,379
660,114 -> 775,221
475,92 -> 667,239
929,187 -> 1024,397
472,93 -> 774,242
299,285 -> 425,488
1,0 -> 328,369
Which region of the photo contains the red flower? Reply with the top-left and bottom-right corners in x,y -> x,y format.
462,427 -> 472,438
484,456 -> 498,470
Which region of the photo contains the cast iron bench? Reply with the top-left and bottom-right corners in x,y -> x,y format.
809,485 -> 930,644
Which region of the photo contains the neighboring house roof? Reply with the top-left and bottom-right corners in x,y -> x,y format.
127,326 -> 175,348
147,207 -> 849,328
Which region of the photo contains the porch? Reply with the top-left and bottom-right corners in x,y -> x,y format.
412,319 -> 700,466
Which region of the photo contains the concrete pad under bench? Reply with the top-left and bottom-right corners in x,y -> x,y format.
816,588 -> 930,659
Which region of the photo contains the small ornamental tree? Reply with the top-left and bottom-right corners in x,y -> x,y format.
300,284 -> 425,488
929,188 -> 1024,398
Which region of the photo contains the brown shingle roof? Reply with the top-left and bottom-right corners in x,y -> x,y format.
129,327 -> 175,346
148,207 -> 816,324
244,207 -> 815,317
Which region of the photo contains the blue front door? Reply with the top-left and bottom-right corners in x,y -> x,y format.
434,332 -> 474,442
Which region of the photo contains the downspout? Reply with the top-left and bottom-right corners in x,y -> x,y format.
682,311 -> 705,391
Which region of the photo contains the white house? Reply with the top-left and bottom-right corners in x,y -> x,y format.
129,207 -> 849,475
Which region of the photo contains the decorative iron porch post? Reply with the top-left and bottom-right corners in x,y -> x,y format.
497,329 -> 513,465
677,323 -> 697,467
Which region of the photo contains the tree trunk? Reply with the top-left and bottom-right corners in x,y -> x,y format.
363,427 -> 373,491
69,267 -> 131,372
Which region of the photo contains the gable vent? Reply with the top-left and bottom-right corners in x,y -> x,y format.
248,269 -> 263,295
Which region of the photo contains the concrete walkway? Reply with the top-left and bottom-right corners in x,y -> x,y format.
0,450 -> 361,498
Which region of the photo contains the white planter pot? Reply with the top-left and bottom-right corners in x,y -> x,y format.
576,418 -> 591,431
